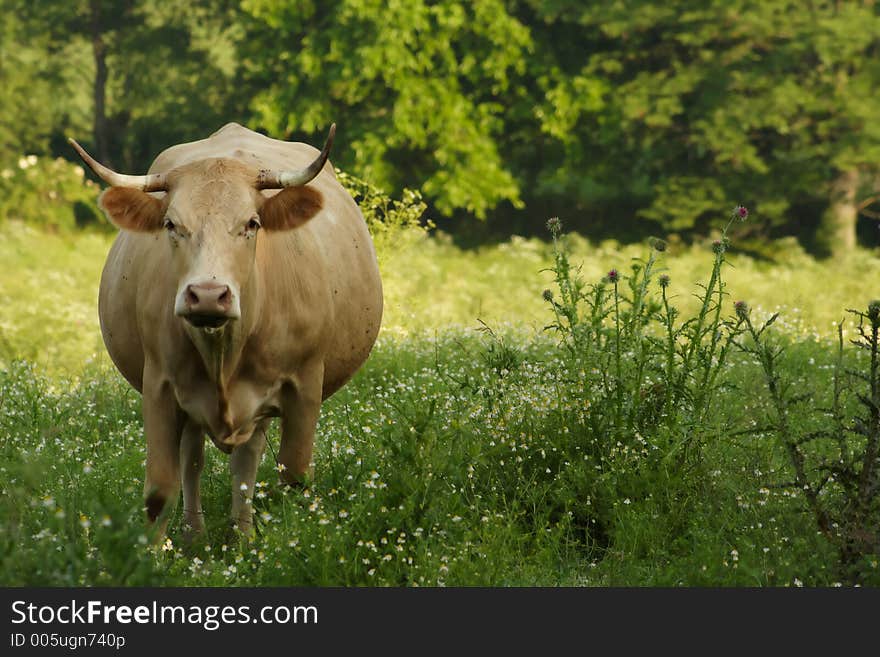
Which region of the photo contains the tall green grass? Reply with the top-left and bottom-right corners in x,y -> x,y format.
2,204 -> 880,585
3,220 -> 880,376
2,326 -> 874,585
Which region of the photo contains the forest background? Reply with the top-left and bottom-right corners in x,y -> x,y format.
4,0 -> 880,256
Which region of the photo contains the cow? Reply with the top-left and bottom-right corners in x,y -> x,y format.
69,123 -> 383,536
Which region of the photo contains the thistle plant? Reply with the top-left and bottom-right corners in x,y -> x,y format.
535,210 -> 752,561
668,229 -> 742,441
543,211 -> 745,450
544,217 -> 594,351
736,302 -> 880,583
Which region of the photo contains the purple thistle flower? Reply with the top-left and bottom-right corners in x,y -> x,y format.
607,268 -> 620,284
732,205 -> 749,221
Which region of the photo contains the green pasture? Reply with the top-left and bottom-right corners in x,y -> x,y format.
1,220 -> 879,586
0,221 -> 876,376
0,332 -> 840,586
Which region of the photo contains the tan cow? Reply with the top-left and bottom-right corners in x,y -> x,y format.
70,123 -> 382,535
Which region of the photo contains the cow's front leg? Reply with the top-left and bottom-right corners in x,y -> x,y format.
229,420 -> 268,535
142,366 -> 183,537
180,419 -> 205,536
278,361 -> 324,486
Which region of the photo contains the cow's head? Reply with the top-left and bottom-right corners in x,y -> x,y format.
70,126 -> 333,332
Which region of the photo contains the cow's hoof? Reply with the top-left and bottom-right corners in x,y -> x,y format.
278,470 -> 312,489
145,492 -> 167,523
184,510 -> 206,532
182,512 -> 206,547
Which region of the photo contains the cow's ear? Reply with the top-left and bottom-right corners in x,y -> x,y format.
99,187 -> 167,232
259,186 -> 324,232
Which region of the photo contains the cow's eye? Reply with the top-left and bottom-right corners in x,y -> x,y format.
242,217 -> 260,237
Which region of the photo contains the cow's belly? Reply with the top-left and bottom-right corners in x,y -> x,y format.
322,315 -> 381,399
98,235 -> 151,392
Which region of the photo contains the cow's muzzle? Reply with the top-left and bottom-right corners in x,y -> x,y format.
178,282 -> 238,328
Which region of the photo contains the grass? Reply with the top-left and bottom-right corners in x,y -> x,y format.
0,330 -> 867,586
0,222 -> 108,374
2,220 -> 879,375
1,218 -> 879,586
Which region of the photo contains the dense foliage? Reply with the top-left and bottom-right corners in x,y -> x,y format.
530,2 -> 880,251
3,1 -> 880,250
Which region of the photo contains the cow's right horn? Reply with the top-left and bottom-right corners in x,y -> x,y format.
256,123 -> 336,189
68,138 -> 168,192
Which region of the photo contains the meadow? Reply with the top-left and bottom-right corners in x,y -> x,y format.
1,215 -> 879,586
4,0 -> 880,591
5,217 -> 880,374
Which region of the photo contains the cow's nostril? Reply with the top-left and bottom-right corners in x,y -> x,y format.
182,283 -> 236,321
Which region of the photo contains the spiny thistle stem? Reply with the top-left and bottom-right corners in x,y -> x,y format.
859,312 -> 880,509
627,252 -> 657,428
740,313 -> 832,538
661,283 -> 676,422
610,273 -> 622,432
694,253 -> 729,418
680,250 -> 719,382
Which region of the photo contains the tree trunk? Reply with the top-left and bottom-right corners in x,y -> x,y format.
90,0 -> 110,165
818,169 -> 859,257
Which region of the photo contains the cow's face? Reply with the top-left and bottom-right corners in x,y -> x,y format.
98,159 -> 323,331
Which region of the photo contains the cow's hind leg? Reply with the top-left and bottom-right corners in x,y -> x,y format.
229,420 -> 268,536
278,360 -> 324,486
180,420 -> 206,536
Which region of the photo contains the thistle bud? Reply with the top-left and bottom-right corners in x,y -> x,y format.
542,289 -> 554,302
734,300 -> 749,319
732,205 -> 749,221
712,238 -> 729,254
650,237 -> 667,252
606,268 -> 620,284
658,274 -> 670,289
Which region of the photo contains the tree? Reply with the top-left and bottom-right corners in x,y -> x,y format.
0,11 -> 90,164
8,0 -> 246,172
239,0 -> 532,219
9,0 -> 140,165
105,0 -> 250,172
6,0 -> 880,253
529,0 -> 880,254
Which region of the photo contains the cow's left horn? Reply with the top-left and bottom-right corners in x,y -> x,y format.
67,138 -> 168,192
256,123 -> 335,189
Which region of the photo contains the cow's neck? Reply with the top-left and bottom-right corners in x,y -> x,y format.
181,273 -> 261,434
186,319 -> 249,432
189,325 -> 235,386
185,323 -> 238,430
